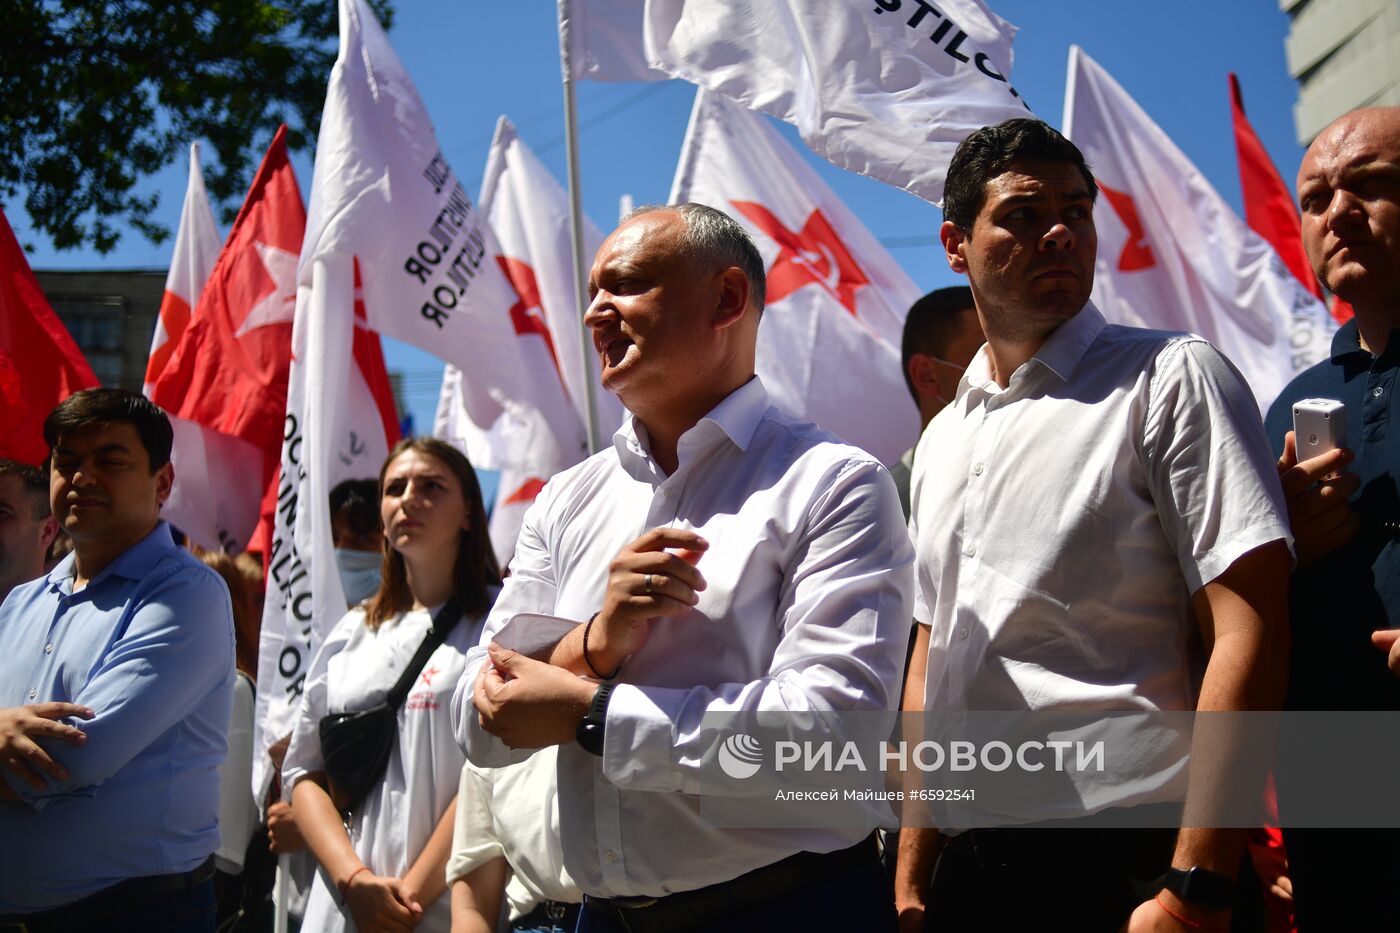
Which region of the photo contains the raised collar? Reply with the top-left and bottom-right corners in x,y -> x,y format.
613,377 -> 771,479
957,303 -> 1105,405
1032,303 -> 1107,383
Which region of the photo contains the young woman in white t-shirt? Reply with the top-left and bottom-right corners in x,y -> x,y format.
284,437 -> 501,933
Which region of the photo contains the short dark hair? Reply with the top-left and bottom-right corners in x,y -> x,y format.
943,118 -> 1097,233
624,203 -> 768,313
0,458 -> 50,520
330,478 -> 380,540
901,287 -> 976,399
43,388 -> 173,471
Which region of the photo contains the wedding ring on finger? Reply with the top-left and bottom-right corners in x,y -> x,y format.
644,573 -> 654,595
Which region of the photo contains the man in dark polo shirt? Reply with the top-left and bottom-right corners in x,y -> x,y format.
1264,105 -> 1400,931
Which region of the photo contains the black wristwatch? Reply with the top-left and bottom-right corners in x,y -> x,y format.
1163,866 -> 1234,911
576,683 -> 615,757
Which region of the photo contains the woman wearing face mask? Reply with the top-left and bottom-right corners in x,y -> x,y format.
331,479 -> 386,606
283,438 -> 500,933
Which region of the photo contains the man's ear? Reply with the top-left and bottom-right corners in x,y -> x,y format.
38,516 -> 58,552
154,462 -> 174,508
907,353 -> 940,396
713,266 -> 751,330
940,220 -> 969,275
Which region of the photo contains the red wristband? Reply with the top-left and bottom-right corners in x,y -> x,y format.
1155,892 -> 1228,931
338,865 -> 369,902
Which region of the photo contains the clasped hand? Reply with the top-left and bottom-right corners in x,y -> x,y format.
473,527 -> 709,747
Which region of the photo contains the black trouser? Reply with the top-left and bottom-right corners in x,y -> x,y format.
926,824 -> 1178,932
925,822 -> 1274,933
0,858 -> 217,933
1283,827 -> 1400,931
580,836 -> 894,933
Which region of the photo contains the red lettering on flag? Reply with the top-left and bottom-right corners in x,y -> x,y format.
1097,181 -> 1156,272
729,202 -> 870,314
502,477 -> 546,506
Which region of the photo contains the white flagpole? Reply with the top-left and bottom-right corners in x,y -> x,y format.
557,2 -> 603,454
273,853 -> 290,933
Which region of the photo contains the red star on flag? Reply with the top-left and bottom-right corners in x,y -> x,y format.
729,202 -> 870,315
496,256 -> 564,390
1097,180 -> 1156,272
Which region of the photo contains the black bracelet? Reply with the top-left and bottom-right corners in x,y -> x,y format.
582,612 -> 623,680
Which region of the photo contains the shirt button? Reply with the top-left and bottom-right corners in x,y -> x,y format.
1374,387 -> 1385,398
972,463 -> 984,476
604,850 -> 618,863
44,643 -> 53,654
28,688 -> 37,699
963,543 -> 977,558
958,628 -> 969,640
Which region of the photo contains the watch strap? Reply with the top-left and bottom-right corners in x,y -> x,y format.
576,683 -> 614,757
1164,866 -> 1234,911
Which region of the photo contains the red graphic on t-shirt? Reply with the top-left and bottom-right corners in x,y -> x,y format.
729,202 -> 870,315
419,665 -> 441,687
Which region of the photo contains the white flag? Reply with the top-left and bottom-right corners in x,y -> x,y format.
1063,46 -> 1334,410
479,117 -> 620,438
145,142 -> 221,394
559,0 -> 668,82
434,117 -> 616,565
253,0 -> 535,797
641,0 -> 1028,205
144,143 -> 258,553
671,88 -> 921,465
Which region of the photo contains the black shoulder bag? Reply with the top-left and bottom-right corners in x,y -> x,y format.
317,597 -> 464,816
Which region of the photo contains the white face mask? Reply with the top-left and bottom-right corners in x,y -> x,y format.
335,548 -> 382,606
926,354 -> 970,408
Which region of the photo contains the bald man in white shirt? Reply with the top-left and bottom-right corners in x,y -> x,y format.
451,203 -> 914,932
895,119 -> 1293,933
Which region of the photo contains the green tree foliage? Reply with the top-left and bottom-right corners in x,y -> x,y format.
0,0 -> 394,252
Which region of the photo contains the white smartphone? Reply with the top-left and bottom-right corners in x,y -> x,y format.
1292,398 -> 1347,460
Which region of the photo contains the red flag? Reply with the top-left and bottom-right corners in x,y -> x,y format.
1230,73 -> 1352,325
154,126 -> 303,454
351,259 -> 402,453
155,127 -> 400,555
152,127 -> 303,552
0,207 -> 100,466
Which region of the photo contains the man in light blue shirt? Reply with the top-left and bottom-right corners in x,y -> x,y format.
0,389 -> 234,932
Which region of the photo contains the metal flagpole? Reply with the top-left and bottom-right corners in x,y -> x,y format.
558,1 -> 603,454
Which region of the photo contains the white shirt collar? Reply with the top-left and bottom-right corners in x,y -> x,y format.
957,303 -> 1107,409
1033,302 -> 1107,383
612,376 -> 771,479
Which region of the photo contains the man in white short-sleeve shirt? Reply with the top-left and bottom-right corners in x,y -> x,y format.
451,204 -> 914,932
893,119 -> 1293,933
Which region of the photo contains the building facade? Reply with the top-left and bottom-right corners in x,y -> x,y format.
1282,0 -> 1400,145
33,268 -> 163,391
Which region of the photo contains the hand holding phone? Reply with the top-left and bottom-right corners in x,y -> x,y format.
1292,398 -> 1347,462
1281,398 -> 1359,566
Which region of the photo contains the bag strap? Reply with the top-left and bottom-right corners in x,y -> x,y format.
384,596 -> 466,710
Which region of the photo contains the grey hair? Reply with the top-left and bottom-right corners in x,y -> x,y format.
623,202 -> 767,313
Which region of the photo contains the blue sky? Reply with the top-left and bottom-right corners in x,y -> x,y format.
11,0 -> 1304,433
